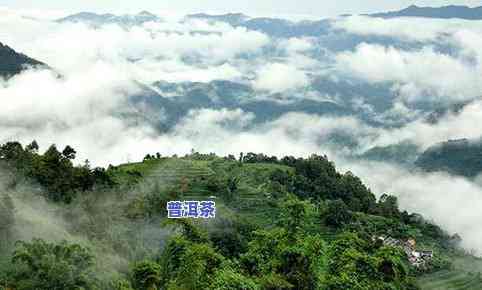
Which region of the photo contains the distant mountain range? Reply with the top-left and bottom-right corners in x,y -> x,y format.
56,11 -> 163,27
0,42 -> 46,78
356,137 -> 482,179
184,13 -> 332,37
54,5 -> 482,41
415,139 -> 482,178
127,80 -> 353,131
185,13 -> 250,26
56,11 -> 332,37
369,5 -> 482,20
358,142 -> 420,165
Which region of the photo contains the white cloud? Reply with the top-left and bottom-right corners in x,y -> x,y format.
0,8 -> 274,166
370,100 -> 482,150
336,43 -> 482,104
252,63 -> 310,93
161,110 -> 370,159
281,37 -> 314,53
334,15 -> 482,42
0,8 -> 327,167
0,8 -> 270,80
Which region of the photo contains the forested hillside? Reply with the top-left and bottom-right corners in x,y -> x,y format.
0,141 -> 477,290
0,43 -> 45,78
416,139 -> 482,178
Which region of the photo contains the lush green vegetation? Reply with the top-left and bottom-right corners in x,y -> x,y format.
0,142 -> 473,289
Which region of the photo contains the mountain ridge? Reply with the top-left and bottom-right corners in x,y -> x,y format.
56,11 -> 163,27
415,138 -> 482,178
369,5 -> 482,20
0,42 -> 47,78
184,12 -> 250,26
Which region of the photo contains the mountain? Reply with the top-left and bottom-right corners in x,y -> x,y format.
370,5 -> 482,20
185,13 -> 249,26
0,42 -> 46,78
131,78 -> 430,132
243,18 -> 331,37
425,101 -> 474,125
358,141 -> 420,165
152,80 -> 351,120
185,13 -> 332,37
415,138 -> 482,177
123,80 -> 353,132
56,11 -> 162,27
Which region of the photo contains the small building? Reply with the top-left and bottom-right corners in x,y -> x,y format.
376,236 -> 433,268
420,250 -> 434,259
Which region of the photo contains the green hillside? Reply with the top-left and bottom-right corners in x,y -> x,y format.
0,142 -> 477,290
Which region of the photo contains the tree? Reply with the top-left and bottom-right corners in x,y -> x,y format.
169,243 -> 224,289
10,239 -> 97,290
325,233 -> 378,290
132,261 -> 161,290
210,216 -> 258,258
0,194 -> 15,250
324,199 -> 352,228
212,268 -> 259,290
240,228 -> 286,276
144,154 -> 152,161
159,235 -> 225,290
240,195 -> 327,289
278,196 -> 312,239
279,243 -> 325,289
34,145 -> 76,202
25,140 -> 39,153
111,279 -> 134,290
163,219 -> 209,243
226,176 -> 239,201
376,194 -> 401,218
0,142 -> 111,203
334,172 -> 376,213
240,226 -> 327,289
324,233 -> 417,290
375,247 -> 408,283
62,145 -> 77,160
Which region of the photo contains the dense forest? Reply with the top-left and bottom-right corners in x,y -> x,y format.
0,141 -> 475,289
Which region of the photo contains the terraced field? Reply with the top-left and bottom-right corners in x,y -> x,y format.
418,270 -> 482,289
221,163 -> 292,224
417,255 -> 482,289
145,159 -> 216,200
115,158 -> 329,228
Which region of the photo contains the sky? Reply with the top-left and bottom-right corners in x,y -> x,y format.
1,0 -> 482,18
